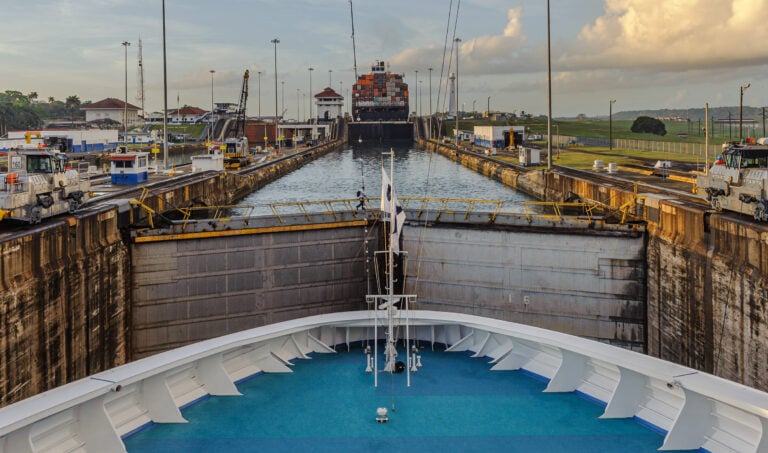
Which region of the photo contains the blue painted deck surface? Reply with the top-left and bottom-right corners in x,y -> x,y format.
124,347 -> 696,452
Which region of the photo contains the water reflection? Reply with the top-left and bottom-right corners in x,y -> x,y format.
241,142 -> 533,215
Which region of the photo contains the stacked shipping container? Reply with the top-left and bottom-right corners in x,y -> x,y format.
352,61 -> 409,121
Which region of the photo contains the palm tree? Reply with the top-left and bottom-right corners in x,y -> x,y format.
65,95 -> 81,124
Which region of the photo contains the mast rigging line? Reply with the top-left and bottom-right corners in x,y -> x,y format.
435,0 -> 460,134
349,0 -> 359,80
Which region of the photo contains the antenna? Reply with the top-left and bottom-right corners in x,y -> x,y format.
349,0 -> 358,80
136,37 -> 145,118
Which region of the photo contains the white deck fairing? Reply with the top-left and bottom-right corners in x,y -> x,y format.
0,311 -> 766,453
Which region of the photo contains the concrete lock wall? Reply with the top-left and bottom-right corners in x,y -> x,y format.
403,224 -> 647,349
0,208 -> 130,407
131,225 -> 371,358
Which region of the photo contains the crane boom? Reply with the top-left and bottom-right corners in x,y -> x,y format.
235,69 -> 249,137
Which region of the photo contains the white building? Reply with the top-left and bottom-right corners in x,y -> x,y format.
4,129 -> 119,152
81,98 -> 141,128
314,87 -> 343,121
473,125 -> 526,149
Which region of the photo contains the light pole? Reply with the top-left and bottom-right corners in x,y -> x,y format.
428,67 -> 433,138
419,80 -> 423,117
329,69 -> 332,86
487,96 -> 490,117
257,71 -> 262,119
415,69 -> 419,117
209,69 -> 215,143
308,67 -> 314,142
454,37 -> 461,147
281,80 -> 285,119
161,0 -> 168,169
271,38 -> 279,150
121,40 -> 130,143
472,99 -> 476,117
609,99 -> 616,151
740,82 -> 751,141
296,88 -> 300,123
546,0 -> 552,169
339,81 -> 343,117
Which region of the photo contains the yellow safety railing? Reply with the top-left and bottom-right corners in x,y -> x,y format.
522,201 -> 599,223
130,187 -> 254,228
267,197 -> 505,224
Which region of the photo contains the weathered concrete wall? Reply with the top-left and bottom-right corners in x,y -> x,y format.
130,222 -> 372,358
403,219 -> 647,349
419,138 -> 768,391
0,208 -> 130,407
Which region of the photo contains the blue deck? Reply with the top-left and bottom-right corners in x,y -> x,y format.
124,346 -> 697,452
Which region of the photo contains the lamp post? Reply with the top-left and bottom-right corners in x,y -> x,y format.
428,67 -> 433,138
281,80 -> 285,119
414,69 -> 419,117
339,81 -> 343,117
419,80 -> 423,117
609,99 -> 616,151
121,40 -> 130,143
487,96 -> 490,117
740,82 -> 751,141
271,38 -> 279,150
209,69 -> 215,143
546,0 -> 552,169
308,67 -> 314,142
329,69 -> 332,86
454,37 -> 461,147
257,71 -> 262,119
472,99 -> 476,117
161,0 -> 168,169
296,89 -> 300,123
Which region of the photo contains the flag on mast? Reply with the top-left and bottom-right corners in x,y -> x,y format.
381,166 -> 406,253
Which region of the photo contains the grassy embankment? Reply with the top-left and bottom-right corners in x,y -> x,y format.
453,118 -> 727,170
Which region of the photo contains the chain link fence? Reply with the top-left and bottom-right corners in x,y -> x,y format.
549,135 -> 724,159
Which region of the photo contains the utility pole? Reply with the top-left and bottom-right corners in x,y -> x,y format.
546,0 -> 552,169
609,99 -> 616,151
121,40 -> 130,144
428,67 -> 433,139
454,37 -> 460,147
257,71 -> 262,119
271,38 -> 280,150
740,82 -> 751,141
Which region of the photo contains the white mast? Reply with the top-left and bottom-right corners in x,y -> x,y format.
368,150 -> 418,391
136,37 -> 145,119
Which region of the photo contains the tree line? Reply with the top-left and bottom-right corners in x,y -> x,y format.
0,91 -> 89,134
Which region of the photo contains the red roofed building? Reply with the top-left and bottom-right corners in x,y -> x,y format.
81,98 -> 141,127
168,106 -> 207,123
314,87 -> 343,121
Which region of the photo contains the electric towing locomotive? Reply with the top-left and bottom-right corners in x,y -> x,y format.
0,148 -> 91,224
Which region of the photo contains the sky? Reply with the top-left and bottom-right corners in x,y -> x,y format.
2,0 -> 768,119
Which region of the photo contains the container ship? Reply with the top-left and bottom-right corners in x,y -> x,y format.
352,61 -> 409,121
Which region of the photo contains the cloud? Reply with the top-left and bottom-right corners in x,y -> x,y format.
565,0 -> 768,71
388,7 -> 527,75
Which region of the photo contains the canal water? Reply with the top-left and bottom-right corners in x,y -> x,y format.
241,142 -> 533,215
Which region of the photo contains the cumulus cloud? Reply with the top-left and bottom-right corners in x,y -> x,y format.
563,0 -> 768,71
391,0 -> 768,77
389,7 -> 527,75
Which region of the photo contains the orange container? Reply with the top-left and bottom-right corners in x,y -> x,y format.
6,173 -> 18,185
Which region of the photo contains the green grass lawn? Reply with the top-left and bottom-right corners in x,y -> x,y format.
528,119 -> 747,146
494,145 -> 708,171
148,123 -> 206,139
